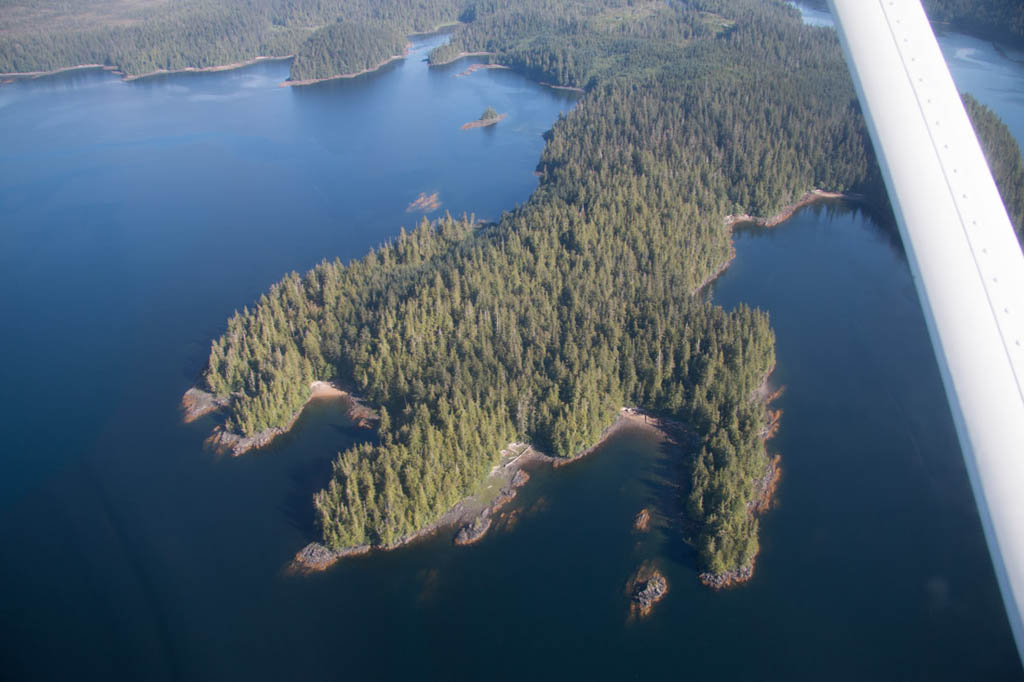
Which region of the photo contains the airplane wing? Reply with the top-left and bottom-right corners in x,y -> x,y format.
829,0 -> 1024,661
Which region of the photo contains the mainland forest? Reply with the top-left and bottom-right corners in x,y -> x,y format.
2,0 -> 1023,77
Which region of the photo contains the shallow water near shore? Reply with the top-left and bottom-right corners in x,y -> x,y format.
2,26 -> 1024,682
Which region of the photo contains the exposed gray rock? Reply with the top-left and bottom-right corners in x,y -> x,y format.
181,387 -> 230,422
634,574 -> 668,611
698,564 -> 753,589
454,516 -> 492,546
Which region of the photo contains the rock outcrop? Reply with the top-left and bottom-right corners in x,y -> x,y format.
181,387 -> 230,422
290,541 -> 371,573
633,508 -> 651,532
628,566 -> 668,617
633,573 -> 668,615
698,564 -> 753,589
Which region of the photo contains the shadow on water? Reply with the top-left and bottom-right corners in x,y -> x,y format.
269,396 -> 371,537
281,454 -> 335,537
646,433 -> 701,572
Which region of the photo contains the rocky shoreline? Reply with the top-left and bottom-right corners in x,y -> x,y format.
181,387 -> 231,423
699,564 -> 753,589
290,444 -> 540,572
454,469 -> 530,545
0,63 -> 114,83
1,56 -> 297,85
291,408 -> 667,573
698,376 -> 783,589
288,541 -> 371,573
696,457 -> 779,589
183,380 -> 375,456
461,113 -> 506,130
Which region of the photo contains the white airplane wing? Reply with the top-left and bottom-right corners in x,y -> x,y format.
829,0 -> 1024,660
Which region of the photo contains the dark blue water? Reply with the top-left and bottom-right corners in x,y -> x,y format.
712,204 -> 1020,679
1,26 -> 1023,682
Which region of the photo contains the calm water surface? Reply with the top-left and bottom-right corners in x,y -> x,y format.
1,26 -> 1023,682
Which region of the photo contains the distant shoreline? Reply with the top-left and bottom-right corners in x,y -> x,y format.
2,21 -> 456,86
0,63 -> 112,82
0,56 -> 293,85
122,56 -> 293,82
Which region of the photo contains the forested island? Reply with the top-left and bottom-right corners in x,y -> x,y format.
461,107 -> 505,129
178,0 -> 1024,586
186,0 -> 887,584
